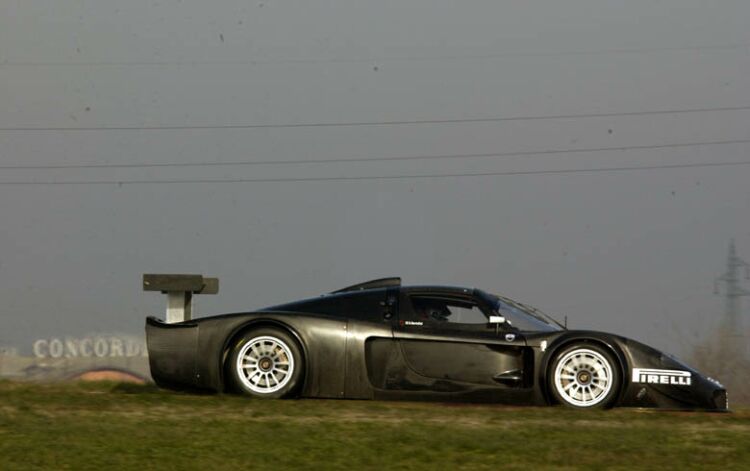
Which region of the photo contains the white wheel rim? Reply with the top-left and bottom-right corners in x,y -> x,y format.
236,336 -> 295,394
554,348 -> 613,407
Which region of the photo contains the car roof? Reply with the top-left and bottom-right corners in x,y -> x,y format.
400,285 -> 475,296
330,277 -> 402,293
329,277 -> 478,296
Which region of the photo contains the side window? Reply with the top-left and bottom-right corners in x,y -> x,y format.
409,297 -> 488,324
269,290 -> 388,322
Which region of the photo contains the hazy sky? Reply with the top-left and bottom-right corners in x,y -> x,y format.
1,1 -> 749,356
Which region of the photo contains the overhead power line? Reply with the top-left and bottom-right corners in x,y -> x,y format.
2,105 -> 750,132
1,160 -> 749,186
1,43 -> 746,67
2,138 -> 749,170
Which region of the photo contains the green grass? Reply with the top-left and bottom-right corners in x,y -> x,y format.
1,381 -> 749,470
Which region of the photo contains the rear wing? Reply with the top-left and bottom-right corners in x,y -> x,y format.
143,274 -> 219,323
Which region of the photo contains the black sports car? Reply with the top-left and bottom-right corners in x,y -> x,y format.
146,278 -> 728,410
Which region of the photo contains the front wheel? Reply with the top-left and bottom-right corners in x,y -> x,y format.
227,328 -> 304,398
549,344 -> 621,409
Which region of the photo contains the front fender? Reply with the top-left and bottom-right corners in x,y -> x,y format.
528,330 -> 727,410
617,338 -> 727,410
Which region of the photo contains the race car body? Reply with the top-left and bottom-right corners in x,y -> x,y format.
145,278 -> 728,410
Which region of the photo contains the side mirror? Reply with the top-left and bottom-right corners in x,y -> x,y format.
489,316 -> 506,324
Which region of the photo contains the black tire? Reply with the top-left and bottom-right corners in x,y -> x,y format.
227,328 -> 304,399
548,343 -> 621,409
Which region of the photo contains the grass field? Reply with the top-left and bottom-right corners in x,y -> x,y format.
1,381 -> 749,470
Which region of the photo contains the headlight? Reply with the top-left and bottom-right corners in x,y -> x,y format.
706,376 -> 725,389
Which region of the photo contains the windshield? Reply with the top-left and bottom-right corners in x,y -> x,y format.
482,292 -> 562,332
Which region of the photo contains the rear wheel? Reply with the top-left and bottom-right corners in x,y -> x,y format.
549,344 -> 620,409
227,328 -> 303,398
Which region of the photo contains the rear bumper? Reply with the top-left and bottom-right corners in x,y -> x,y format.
145,317 -> 201,390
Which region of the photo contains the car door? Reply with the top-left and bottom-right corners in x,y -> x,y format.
389,290 -> 531,400
341,287 -> 399,399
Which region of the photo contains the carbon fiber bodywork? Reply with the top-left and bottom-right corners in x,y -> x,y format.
146,282 -> 728,410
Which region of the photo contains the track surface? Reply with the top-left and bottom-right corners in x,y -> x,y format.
1,381 -> 748,470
